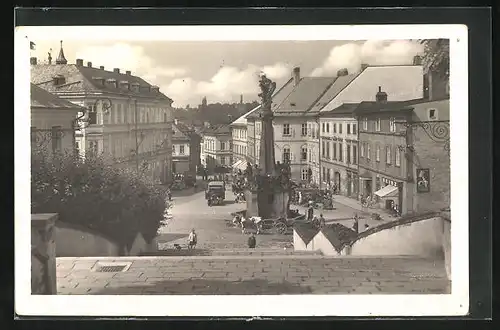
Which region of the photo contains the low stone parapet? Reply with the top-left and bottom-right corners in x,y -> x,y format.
31,213 -> 57,294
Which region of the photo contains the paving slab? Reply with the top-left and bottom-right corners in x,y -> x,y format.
56,255 -> 450,295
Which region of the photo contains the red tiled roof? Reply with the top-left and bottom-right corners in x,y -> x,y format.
31,64 -> 172,103
30,83 -> 85,110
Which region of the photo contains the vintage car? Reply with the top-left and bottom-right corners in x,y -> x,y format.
205,181 -> 226,201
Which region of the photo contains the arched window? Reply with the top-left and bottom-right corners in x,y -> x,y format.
300,144 -> 307,161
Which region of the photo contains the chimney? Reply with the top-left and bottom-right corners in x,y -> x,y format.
413,55 -> 423,66
337,68 -> 349,76
361,63 -> 369,71
292,67 -> 300,86
76,59 -> 84,66
113,68 -> 120,74
376,86 -> 388,102
87,62 -> 92,67
30,57 -> 37,65
126,70 -> 131,75
100,66 -> 105,70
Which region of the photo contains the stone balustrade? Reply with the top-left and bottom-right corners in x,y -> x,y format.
31,213 -> 57,295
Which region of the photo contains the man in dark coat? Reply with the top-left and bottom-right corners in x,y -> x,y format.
247,233 -> 256,248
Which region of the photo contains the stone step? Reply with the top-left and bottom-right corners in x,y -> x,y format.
210,248 -> 322,256
140,248 -> 321,257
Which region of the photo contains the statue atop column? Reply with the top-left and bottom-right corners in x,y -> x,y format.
257,74 -> 277,177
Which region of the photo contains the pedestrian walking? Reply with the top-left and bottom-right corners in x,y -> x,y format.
247,233 -> 256,248
307,200 -> 314,222
188,229 -> 197,249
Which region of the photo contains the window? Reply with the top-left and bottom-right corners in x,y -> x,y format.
360,142 -> 365,157
312,124 -> 316,139
88,105 -> 97,125
333,123 -> 337,133
363,118 -> 368,130
338,144 -> 343,162
283,147 -> 291,163
51,126 -> 62,154
301,123 -> 307,136
347,124 -> 351,134
352,124 -> 357,134
333,143 -> 337,160
367,143 -> 371,160
220,142 -> 226,150
375,118 -> 381,132
339,123 -> 343,134
308,124 -> 311,137
163,113 -> 167,122
172,145 -> 176,154
353,145 -> 357,165
428,108 -> 439,120
301,168 -> 309,181
347,145 -> 351,163
322,123 -> 325,133
386,146 -> 391,164
395,148 -> 401,167
321,141 -> 326,158
221,156 -> 226,165
283,123 -> 291,136
75,141 -> 80,155
180,145 -> 185,155
389,117 -> 396,132
326,141 -> 330,159
326,123 -> 330,133
376,145 -> 380,162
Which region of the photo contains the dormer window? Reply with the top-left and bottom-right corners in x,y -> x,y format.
428,108 -> 439,120
53,75 -> 66,85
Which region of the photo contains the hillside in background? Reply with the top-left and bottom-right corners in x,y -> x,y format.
173,100 -> 260,127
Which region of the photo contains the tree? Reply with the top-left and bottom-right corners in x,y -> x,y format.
420,39 -> 450,79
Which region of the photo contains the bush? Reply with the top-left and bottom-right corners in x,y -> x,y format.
31,147 -> 169,253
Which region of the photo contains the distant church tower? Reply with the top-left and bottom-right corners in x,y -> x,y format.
55,40 -> 67,65
240,94 -> 243,104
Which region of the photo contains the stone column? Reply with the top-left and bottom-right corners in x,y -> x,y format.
31,213 -> 57,295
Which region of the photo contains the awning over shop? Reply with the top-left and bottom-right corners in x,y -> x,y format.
232,159 -> 247,171
374,185 -> 398,198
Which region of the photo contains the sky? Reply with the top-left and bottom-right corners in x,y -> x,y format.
31,39 -> 424,107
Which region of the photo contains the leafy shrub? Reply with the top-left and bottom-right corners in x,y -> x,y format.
31,147 -> 169,253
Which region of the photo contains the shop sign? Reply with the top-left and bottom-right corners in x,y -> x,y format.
382,177 -> 399,187
416,168 -> 431,193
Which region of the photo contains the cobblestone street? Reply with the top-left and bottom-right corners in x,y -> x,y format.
157,185 -> 370,250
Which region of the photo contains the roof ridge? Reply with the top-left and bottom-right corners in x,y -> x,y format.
318,72 -> 362,112
305,77 -> 338,112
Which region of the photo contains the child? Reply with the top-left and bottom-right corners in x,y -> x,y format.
188,229 -> 197,250
247,233 -> 256,248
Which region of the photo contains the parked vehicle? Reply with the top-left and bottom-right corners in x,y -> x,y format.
206,181 -> 225,205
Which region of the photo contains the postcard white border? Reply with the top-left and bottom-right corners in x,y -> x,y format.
15,24 -> 469,317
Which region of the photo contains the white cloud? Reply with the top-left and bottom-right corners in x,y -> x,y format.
75,43 -> 188,84
311,40 -> 423,77
164,62 -> 291,107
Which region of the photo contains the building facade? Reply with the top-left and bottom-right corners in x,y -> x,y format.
30,83 -> 83,155
319,104 -> 360,197
171,119 -> 201,176
30,44 -> 174,184
200,125 -> 232,172
245,61 -> 424,187
355,97 -> 450,215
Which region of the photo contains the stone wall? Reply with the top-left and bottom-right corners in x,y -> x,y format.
31,213 -> 57,295
55,222 -> 120,257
